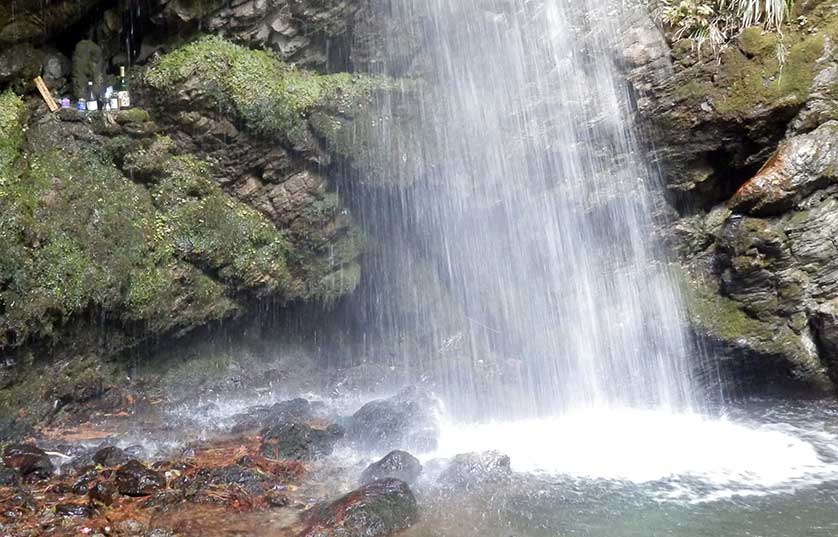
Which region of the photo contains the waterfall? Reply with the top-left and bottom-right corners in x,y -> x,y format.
347,0 -> 701,420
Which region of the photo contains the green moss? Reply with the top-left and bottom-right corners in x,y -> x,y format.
0,90 -> 25,182
144,35 -> 392,147
0,118 -> 301,348
678,268 -> 768,341
150,152 -> 294,297
677,27 -> 825,116
313,262 -> 361,303
674,265 -> 820,376
737,26 -> 779,57
115,108 -> 151,124
726,33 -> 822,114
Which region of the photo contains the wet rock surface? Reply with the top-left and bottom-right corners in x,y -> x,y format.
116,460 -> 166,496
728,122 -> 838,216
621,1 -> 838,394
231,397 -> 326,434
300,478 -> 419,537
360,450 -> 423,485
0,434 -> 307,536
260,422 -> 344,461
93,445 -> 131,467
2,444 -> 54,477
439,451 -> 512,489
347,387 -> 440,452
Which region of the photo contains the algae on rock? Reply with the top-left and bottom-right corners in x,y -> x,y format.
0,105 -> 314,352
144,35 -> 394,151
0,91 -> 24,180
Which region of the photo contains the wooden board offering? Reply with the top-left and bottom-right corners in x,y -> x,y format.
33,76 -> 59,112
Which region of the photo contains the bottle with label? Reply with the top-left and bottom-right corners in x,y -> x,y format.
108,86 -> 119,111
116,66 -> 131,109
86,81 -> 99,112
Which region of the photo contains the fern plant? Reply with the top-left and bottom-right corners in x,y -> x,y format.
661,0 -> 795,51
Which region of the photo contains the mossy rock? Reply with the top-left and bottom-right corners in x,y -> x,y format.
144,35 -> 394,150
676,29 -> 825,117
675,265 -> 830,390
0,110 -> 306,350
149,152 -> 295,297
0,91 -> 24,180
737,27 -> 779,58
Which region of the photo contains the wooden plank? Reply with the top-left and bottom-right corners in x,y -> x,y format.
33,76 -> 59,112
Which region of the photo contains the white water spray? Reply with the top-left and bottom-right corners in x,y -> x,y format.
342,0 -> 838,499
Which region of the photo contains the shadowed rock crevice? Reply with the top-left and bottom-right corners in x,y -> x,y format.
623,0 -> 838,395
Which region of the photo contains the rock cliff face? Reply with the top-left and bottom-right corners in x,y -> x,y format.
0,1 -> 403,432
622,0 -> 838,395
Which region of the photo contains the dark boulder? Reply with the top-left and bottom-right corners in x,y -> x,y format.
2,444 -> 54,477
347,387 -> 440,452
93,446 -> 130,467
360,450 -> 422,486
300,478 -> 418,537
439,451 -> 511,489
116,460 -> 166,496
89,480 -> 118,505
264,398 -> 321,425
260,422 -> 344,461
231,397 -> 322,434
71,468 -> 99,494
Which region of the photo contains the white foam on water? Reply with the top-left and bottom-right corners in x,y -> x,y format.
428,407 -> 838,500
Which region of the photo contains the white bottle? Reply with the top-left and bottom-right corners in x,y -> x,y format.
107,86 -> 119,111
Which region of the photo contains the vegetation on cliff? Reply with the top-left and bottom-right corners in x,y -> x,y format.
0,117 -> 280,349
144,35 -> 393,149
0,91 -> 24,180
662,0 -> 795,49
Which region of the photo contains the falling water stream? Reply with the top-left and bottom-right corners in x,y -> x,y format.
335,0 -> 838,520
357,1 -> 698,423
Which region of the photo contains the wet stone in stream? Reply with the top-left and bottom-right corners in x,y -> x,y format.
93,445 -> 130,467
260,422 -> 344,461
230,397 -> 326,434
54,502 -> 93,517
116,460 -> 166,496
300,478 -> 419,537
347,387 -> 440,452
2,443 -> 54,477
89,480 -> 119,505
360,450 -> 423,485
438,450 -> 511,489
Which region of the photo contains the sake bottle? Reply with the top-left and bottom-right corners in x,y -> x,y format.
116,66 -> 131,109
86,81 -> 99,112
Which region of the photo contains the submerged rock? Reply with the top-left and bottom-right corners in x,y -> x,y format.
439,451 -> 511,488
260,422 -> 344,461
2,444 -> 54,477
300,478 -> 418,537
360,450 -> 422,486
116,460 -> 166,496
347,387 -> 440,452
